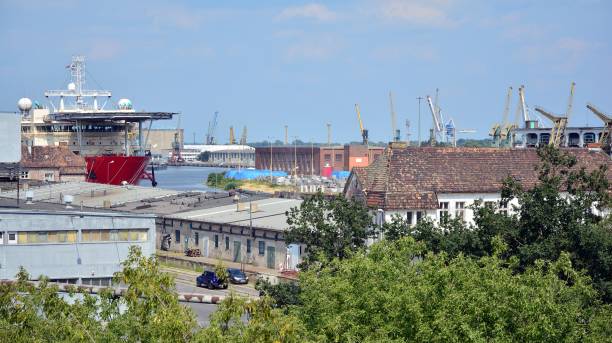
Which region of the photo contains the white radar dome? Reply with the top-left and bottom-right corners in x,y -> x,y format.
67,82 -> 76,91
17,97 -> 33,112
117,98 -> 133,110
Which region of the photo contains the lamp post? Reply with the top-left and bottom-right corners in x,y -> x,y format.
107,160 -> 115,182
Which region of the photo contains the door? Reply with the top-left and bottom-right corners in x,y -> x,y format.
201,237 -> 209,257
266,246 -> 275,269
233,241 -> 242,263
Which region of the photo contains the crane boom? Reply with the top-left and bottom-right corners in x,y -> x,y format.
354,103 -> 368,144
566,81 -> 576,119
426,95 -> 443,132
586,103 -> 612,146
519,85 -> 529,122
501,86 -> 513,126
389,92 -> 399,142
206,111 -> 219,144
535,106 -> 567,147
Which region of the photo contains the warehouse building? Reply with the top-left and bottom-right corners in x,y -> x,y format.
0,198 -> 156,285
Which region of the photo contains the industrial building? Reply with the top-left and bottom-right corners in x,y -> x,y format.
0,198 -> 156,285
255,144 -> 384,176
182,144 -> 255,166
145,128 -> 184,156
19,146 -> 86,182
345,147 -> 612,230
158,197 -> 302,270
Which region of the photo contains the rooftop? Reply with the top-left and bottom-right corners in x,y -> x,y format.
166,197 -> 302,232
21,146 -> 85,175
350,147 -> 612,210
0,196 -> 153,218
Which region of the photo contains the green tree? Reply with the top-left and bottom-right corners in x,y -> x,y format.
255,278 -> 301,308
295,237 -> 612,342
285,192 -> 374,268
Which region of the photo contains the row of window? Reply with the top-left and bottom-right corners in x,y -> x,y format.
178,230 -> 267,256
0,229 -> 148,245
437,201 -> 508,224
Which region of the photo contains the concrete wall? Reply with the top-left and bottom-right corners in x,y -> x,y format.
0,210 -> 156,282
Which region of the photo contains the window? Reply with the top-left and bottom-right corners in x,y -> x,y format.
16,231 -> 76,244
416,211 -> 423,223
0,232 -> 3,244
175,230 -> 180,243
439,202 -> 450,224
455,202 -> 465,220
83,229 -> 147,242
44,172 -> 55,182
214,235 -> 219,249
258,241 -> 265,255
225,236 -> 230,250
335,153 -> 342,162
8,232 -> 17,244
324,154 -> 331,161
584,132 -> 596,144
539,133 -> 550,145
20,171 -> 29,179
498,201 -> 509,215
247,239 -> 252,254
406,212 -> 413,225
194,232 -> 199,246
484,201 -> 495,210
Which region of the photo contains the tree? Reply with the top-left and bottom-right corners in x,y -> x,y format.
255,278 -> 301,308
295,237 -> 612,342
285,192 -> 374,268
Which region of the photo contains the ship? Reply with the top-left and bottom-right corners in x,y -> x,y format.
18,55 -> 177,186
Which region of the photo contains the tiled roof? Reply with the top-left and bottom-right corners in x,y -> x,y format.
21,146 -> 86,175
351,147 -> 612,210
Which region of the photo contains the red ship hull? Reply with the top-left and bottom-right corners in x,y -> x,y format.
85,155 -> 150,185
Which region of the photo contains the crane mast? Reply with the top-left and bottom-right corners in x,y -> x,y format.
355,103 -> 368,144
206,111 -> 219,145
389,91 -> 400,142
586,103 -> 612,149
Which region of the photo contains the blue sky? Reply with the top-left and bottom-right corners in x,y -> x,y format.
1,0 -> 610,144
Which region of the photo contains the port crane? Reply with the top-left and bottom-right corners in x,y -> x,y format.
205,111 -> 219,145
535,82 -> 575,147
426,92 -> 444,144
586,103 -> 612,150
229,126 -> 236,144
355,103 -> 369,144
389,92 -> 400,142
170,114 -> 184,163
240,126 -> 248,145
489,87 -> 512,147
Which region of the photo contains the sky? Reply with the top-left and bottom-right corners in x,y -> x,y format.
1,0 -> 611,144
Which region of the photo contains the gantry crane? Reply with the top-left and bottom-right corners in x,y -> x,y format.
170,114 -> 184,163
389,92 -> 400,142
426,94 -> 444,145
240,126 -> 248,145
490,87 -> 512,147
535,82 -> 575,147
586,103 -> 612,151
355,103 -> 368,144
205,111 -> 219,145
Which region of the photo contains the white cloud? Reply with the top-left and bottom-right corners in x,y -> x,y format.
515,37 -> 593,71
377,0 -> 457,27
145,5 -> 206,29
278,3 -> 337,21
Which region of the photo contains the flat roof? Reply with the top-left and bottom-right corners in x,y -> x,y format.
166,197 -> 302,232
0,181 -> 180,208
0,197 -> 154,218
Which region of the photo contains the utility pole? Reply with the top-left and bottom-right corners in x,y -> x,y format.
417,96 -> 423,147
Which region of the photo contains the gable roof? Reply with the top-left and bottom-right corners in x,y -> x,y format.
21,146 -> 86,175
349,147 -> 612,210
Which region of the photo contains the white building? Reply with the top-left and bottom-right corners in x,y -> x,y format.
181,144 -> 255,166
344,147 -> 611,228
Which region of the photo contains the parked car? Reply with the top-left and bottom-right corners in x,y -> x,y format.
227,268 -> 249,284
196,271 -> 228,289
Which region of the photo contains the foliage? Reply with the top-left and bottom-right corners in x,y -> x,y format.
407,146 -> 612,302
224,182 -> 238,190
0,246 -> 197,342
295,237 -> 612,342
197,294 -> 307,342
285,192 -> 374,268
214,260 -> 229,286
255,278 -> 301,308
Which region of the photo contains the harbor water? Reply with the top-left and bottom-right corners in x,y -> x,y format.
143,166 -> 227,192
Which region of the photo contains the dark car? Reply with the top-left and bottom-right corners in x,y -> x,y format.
227,268 -> 249,284
196,271 -> 228,289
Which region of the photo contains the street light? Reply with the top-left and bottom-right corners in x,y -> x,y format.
107,160 -> 115,181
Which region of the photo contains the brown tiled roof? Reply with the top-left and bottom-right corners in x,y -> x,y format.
351,147 -> 612,210
21,146 -> 86,175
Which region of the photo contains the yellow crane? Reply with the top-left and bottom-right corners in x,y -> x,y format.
355,103 -> 368,144
535,82 -> 575,147
586,103 -> 612,148
229,126 -> 236,144
490,87 -> 512,147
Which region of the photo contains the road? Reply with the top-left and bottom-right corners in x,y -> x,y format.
169,267 -> 260,326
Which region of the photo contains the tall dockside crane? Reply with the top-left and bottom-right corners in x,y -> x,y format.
389,92 -> 400,142
426,94 -> 444,145
240,126 -> 248,145
229,126 -> 236,144
535,82 -> 575,147
489,87 -> 512,147
205,111 -> 219,145
355,103 -> 369,144
171,114 -> 184,162
586,103 -> 612,152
